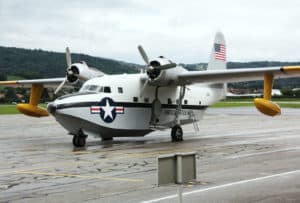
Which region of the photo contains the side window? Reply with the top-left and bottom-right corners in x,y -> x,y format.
144,98 -> 149,103
133,97 -> 138,102
118,87 -> 123,94
184,99 -> 188,105
104,86 -> 111,93
167,98 -> 172,104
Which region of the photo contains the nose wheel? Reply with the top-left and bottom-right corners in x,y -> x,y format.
72,130 -> 87,147
171,125 -> 183,142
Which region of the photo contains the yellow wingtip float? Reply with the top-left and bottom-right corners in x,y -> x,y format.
254,66 -> 300,116
254,98 -> 281,116
17,84 -> 49,117
253,73 -> 280,116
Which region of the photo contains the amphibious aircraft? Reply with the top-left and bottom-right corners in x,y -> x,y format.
1,32 -> 300,147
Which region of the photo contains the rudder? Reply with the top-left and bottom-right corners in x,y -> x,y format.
207,32 -> 227,70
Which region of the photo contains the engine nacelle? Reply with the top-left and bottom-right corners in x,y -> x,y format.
148,68 -> 180,86
67,62 -> 105,83
146,57 -> 181,86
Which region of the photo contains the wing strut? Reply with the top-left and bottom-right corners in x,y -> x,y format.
17,84 -> 49,117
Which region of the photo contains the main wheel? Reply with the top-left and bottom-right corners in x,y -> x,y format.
72,135 -> 86,147
171,125 -> 183,142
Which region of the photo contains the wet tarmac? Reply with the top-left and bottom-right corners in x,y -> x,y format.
1,107 -> 300,202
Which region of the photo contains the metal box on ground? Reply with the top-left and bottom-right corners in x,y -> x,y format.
157,152 -> 197,185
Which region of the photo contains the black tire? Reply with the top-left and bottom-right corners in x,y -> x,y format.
72,135 -> 86,147
171,125 -> 183,142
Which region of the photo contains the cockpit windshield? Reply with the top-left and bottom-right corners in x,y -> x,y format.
80,85 -> 111,93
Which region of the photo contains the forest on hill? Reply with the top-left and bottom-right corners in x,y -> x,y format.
0,46 -> 140,80
0,46 -> 300,102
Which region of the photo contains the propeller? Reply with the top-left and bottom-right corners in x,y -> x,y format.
138,45 -> 149,65
137,45 -> 177,72
137,45 -> 177,96
54,47 -> 74,94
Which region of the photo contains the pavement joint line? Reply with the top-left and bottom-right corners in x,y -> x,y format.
226,146 -> 300,159
71,147 -> 202,159
141,169 -> 300,203
13,170 -> 144,182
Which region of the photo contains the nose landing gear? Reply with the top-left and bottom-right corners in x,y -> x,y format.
72,130 -> 87,147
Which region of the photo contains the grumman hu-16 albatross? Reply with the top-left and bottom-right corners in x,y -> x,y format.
1,32 -> 300,147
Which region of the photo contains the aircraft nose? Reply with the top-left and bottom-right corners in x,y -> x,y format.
47,102 -> 57,115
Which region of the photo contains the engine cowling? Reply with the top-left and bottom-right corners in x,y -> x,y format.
146,57 -> 181,86
67,62 -> 105,83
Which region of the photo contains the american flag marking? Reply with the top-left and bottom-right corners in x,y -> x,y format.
214,43 -> 226,61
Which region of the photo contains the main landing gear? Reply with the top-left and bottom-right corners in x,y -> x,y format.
171,124 -> 183,142
171,86 -> 185,142
72,130 -> 87,148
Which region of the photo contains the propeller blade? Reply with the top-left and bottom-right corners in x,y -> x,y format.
156,63 -> 177,70
140,80 -> 149,97
54,78 -> 67,94
66,47 -> 71,67
138,45 -> 149,65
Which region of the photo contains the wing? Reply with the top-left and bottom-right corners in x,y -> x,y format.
177,66 -> 300,85
0,77 -> 71,117
0,78 -> 66,88
177,65 -> 300,117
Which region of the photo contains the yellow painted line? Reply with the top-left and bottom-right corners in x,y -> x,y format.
283,66 -> 300,73
14,170 -> 144,182
0,166 -> 51,176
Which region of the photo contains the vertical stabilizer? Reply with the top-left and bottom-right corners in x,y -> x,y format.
207,32 -> 226,70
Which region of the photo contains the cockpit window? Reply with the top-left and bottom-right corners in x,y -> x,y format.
80,85 -> 99,92
88,85 -> 99,92
80,85 -> 111,93
98,86 -> 104,92
80,85 -> 90,92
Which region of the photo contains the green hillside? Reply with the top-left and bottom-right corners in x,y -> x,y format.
0,46 -> 300,90
0,46 -> 140,80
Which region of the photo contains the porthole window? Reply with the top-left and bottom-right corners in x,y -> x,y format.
118,87 -> 123,94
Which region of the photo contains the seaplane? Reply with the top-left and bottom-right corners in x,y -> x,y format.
1,32 -> 300,147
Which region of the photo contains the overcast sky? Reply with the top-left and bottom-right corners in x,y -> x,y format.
0,0 -> 300,64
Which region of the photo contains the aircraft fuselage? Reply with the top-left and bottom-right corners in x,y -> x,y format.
48,73 -> 225,139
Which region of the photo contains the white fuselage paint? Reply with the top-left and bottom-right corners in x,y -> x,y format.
50,73 -> 225,138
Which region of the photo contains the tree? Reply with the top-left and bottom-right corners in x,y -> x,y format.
4,87 -> 17,102
0,74 -> 6,81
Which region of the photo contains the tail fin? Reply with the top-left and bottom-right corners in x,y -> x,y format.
207,32 -> 226,70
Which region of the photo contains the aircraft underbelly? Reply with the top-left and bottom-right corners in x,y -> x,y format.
54,106 -> 206,138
